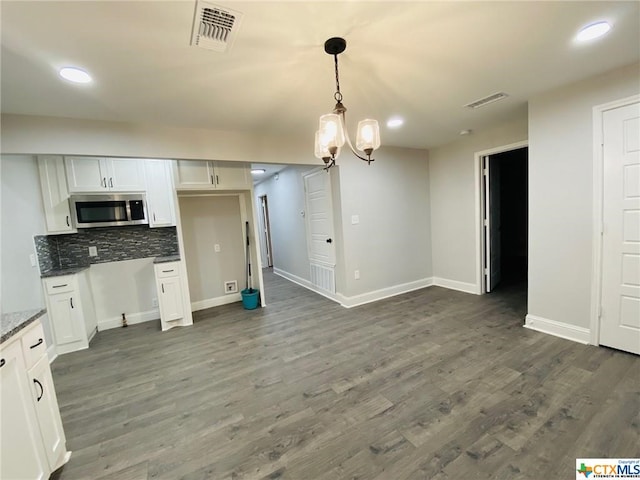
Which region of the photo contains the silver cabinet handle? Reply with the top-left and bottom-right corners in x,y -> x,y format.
216,175 -> 219,185
161,283 -> 165,293
102,177 -> 107,188
30,338 -> 44,349
52,284 -> 68,288
70,297 -> 74,309
109,177 -> 113,188
66,215 -> 70,227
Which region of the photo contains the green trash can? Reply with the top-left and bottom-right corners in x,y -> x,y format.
241,288 -> 259,310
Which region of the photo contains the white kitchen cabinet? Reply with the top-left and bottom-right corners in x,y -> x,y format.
37,155 -> 76,234
174,160 -> 251,190
0,340 -> 49,480
65,156 -> 146,193
215,161 -> 251,189
145,159 -> 176,227
154,261 -> 192,331
42,271 -> 97,354
27,354 -> 67,470
0,320 -> 70,480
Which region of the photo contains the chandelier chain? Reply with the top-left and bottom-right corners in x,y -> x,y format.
333,54 -> 343,103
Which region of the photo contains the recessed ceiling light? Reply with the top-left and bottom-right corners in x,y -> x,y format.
59,67 -> 92,84
576,21 -> 611,42
387,117 -> 404,128
251,169 -> 266,175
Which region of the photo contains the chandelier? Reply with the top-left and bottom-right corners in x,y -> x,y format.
314,37 -> 381,169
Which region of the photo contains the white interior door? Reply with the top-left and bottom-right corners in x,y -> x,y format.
484,156 -> 502,292
304,169 -> 336,293
600,101 -> 640,355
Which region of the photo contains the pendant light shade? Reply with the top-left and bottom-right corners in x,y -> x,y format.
315,37 -> 380,169
356,119 -> 381,153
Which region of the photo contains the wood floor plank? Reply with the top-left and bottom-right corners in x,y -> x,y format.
49,270 -> 639,480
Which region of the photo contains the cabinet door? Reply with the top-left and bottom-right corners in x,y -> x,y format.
145,160 -> 176,227
0,341 -> 49,480
214,161 -> 251,189
38,156 -> 76,234
49,292 -> 82,346
106,158 -> 146,192
28,354 -> 67,471
175,160 -> 215,189
65,156 -> 107,192
159,276 -> 184,321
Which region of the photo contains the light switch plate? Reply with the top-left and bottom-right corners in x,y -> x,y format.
214,244 -> 221,253
351,215 -> 360,225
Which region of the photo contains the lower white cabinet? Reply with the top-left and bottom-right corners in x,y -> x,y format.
42,271 -> 97,354
0,319 -> 70,479
154,261 -> 193,331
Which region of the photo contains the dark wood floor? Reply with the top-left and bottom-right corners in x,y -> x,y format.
51,269 -> 639,480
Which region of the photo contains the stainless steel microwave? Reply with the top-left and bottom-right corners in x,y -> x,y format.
69,194 -> 148,228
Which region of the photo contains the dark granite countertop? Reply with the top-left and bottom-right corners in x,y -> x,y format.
154,255 -> 181,264
40,266 -> 90,278
1,309 -> 46,344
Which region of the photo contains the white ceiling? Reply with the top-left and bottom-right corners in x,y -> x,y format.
1,1 -> 639,150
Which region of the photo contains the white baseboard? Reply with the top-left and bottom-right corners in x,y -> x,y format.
273,268 -> 339,304
191,293 -> 242,312
97,309 -> 160,331
337,277 -> 434,308
47,344 -> 58,364
524,314 -> 590,344
432,277 -> 479,295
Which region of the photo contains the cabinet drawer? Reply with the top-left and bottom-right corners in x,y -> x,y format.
21,321 -> 47,370
44,276 -> 75,295
156,264 -> 180,278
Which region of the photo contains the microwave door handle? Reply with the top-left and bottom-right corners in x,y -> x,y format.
125,201 -> 132,222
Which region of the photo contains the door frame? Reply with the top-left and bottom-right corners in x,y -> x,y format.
590,94 -> 640,346
475,140 -> 528,294
259,194 -> 274,268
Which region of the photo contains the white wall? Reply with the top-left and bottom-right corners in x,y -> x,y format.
88,258 -> 157,329
0,155 -> 52,344
253,166 -> 316,282
178,195 -> 246,306
428,117 -> 529,289
336,146 -> 431,300
528,62 -> 640,332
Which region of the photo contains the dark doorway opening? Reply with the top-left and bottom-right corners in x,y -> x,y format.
485,147 -> 528,294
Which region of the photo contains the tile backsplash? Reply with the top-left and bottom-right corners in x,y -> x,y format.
35,226 -> 179,274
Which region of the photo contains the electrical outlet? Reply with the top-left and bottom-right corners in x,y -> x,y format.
29,254 -> 36,267
88,246 -> 98,257
214,244 -> 221,253
152,298 -> 158,307
224,280 -> 238,294
354,270 -> 360,280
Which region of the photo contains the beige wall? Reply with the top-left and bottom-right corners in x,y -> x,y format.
428,117 -> 528,288
179,195 -> 246,304
528,62 -> 640,330
0,113 -> 315,166
337,146 -> 432,299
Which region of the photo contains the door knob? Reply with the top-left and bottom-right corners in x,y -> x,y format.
326,238 -> 333,244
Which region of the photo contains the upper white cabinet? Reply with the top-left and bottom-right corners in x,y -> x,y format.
174,160 -> 250,190
145,159 -> 176,227
65,157 -> 146,193
37,155 -> 76,234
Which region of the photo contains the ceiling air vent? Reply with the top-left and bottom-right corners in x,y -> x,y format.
464,92 -> 509,109
190,2 -> 243,52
